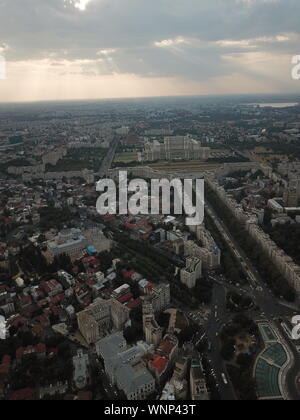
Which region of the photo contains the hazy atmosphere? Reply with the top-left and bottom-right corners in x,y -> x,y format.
0,0 -> 300,102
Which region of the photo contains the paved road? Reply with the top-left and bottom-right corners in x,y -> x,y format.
204,200 -> 300,399
205,284 -> 237,400
97,136 -> 120,178
99,368 -> 121,399
205,202 -> 294,320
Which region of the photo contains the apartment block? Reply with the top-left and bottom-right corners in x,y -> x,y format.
180,257 -> 202,289
150,283 -> 171,313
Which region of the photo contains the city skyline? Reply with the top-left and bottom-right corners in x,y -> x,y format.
0,0 -> 300,102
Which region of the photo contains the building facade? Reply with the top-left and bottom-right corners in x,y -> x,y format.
96,332 -> 155,400
143,136 -> 210,162
77,298 -> 130,345
180,257 -> 202,289
48,228 -> 89,260
143,301 -> 163,346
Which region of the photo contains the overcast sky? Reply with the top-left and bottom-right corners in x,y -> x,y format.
0,0 -> 299,102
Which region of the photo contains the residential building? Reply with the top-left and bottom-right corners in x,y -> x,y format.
180,257 -> 202,289
283,179 -> 300,207
112,284 -> 131,299
150,283 -> 171,313
149,334 -> 179,385
183,240 -> 220,270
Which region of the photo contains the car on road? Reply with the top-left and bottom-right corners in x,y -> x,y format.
222,373 -> 228,385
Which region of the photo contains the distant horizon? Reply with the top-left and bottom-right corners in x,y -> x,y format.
1,1 -> 300,103
0,92 -> 300,107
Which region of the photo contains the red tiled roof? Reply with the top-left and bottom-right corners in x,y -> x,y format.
149,355 -> 168,374
124,270 -> 135,279
118,293 -> 133,304
124,222 -> 136,230
126,298 -> 142,309
86,279 -> 96,286
50,293 -> 65,305
143,233 -> 151,240
82,257 -> 100,265
103,215 -> 114,222
158,339 -> 174,356
42,280 -> 61,295
36,343 -> 46,353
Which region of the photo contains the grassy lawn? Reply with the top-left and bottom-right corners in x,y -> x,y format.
114,152 -> 139,163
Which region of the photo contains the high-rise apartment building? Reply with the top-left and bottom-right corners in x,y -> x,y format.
283,179 -> 300,207
180,257 -> 202,289
150,283 -> 171,313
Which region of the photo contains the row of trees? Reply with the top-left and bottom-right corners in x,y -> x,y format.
112,230 -> 176,282
205,213 -> 246,285
227,292 -> 254,313
171,274 -> 213,309
46,147 -> 107,172
220,315 -> 259,400
206,183 -> 296,301
265,224 -> 300,266
39,205 -> 74,231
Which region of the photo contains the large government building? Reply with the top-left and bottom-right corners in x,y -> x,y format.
143,136 -> 210,162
